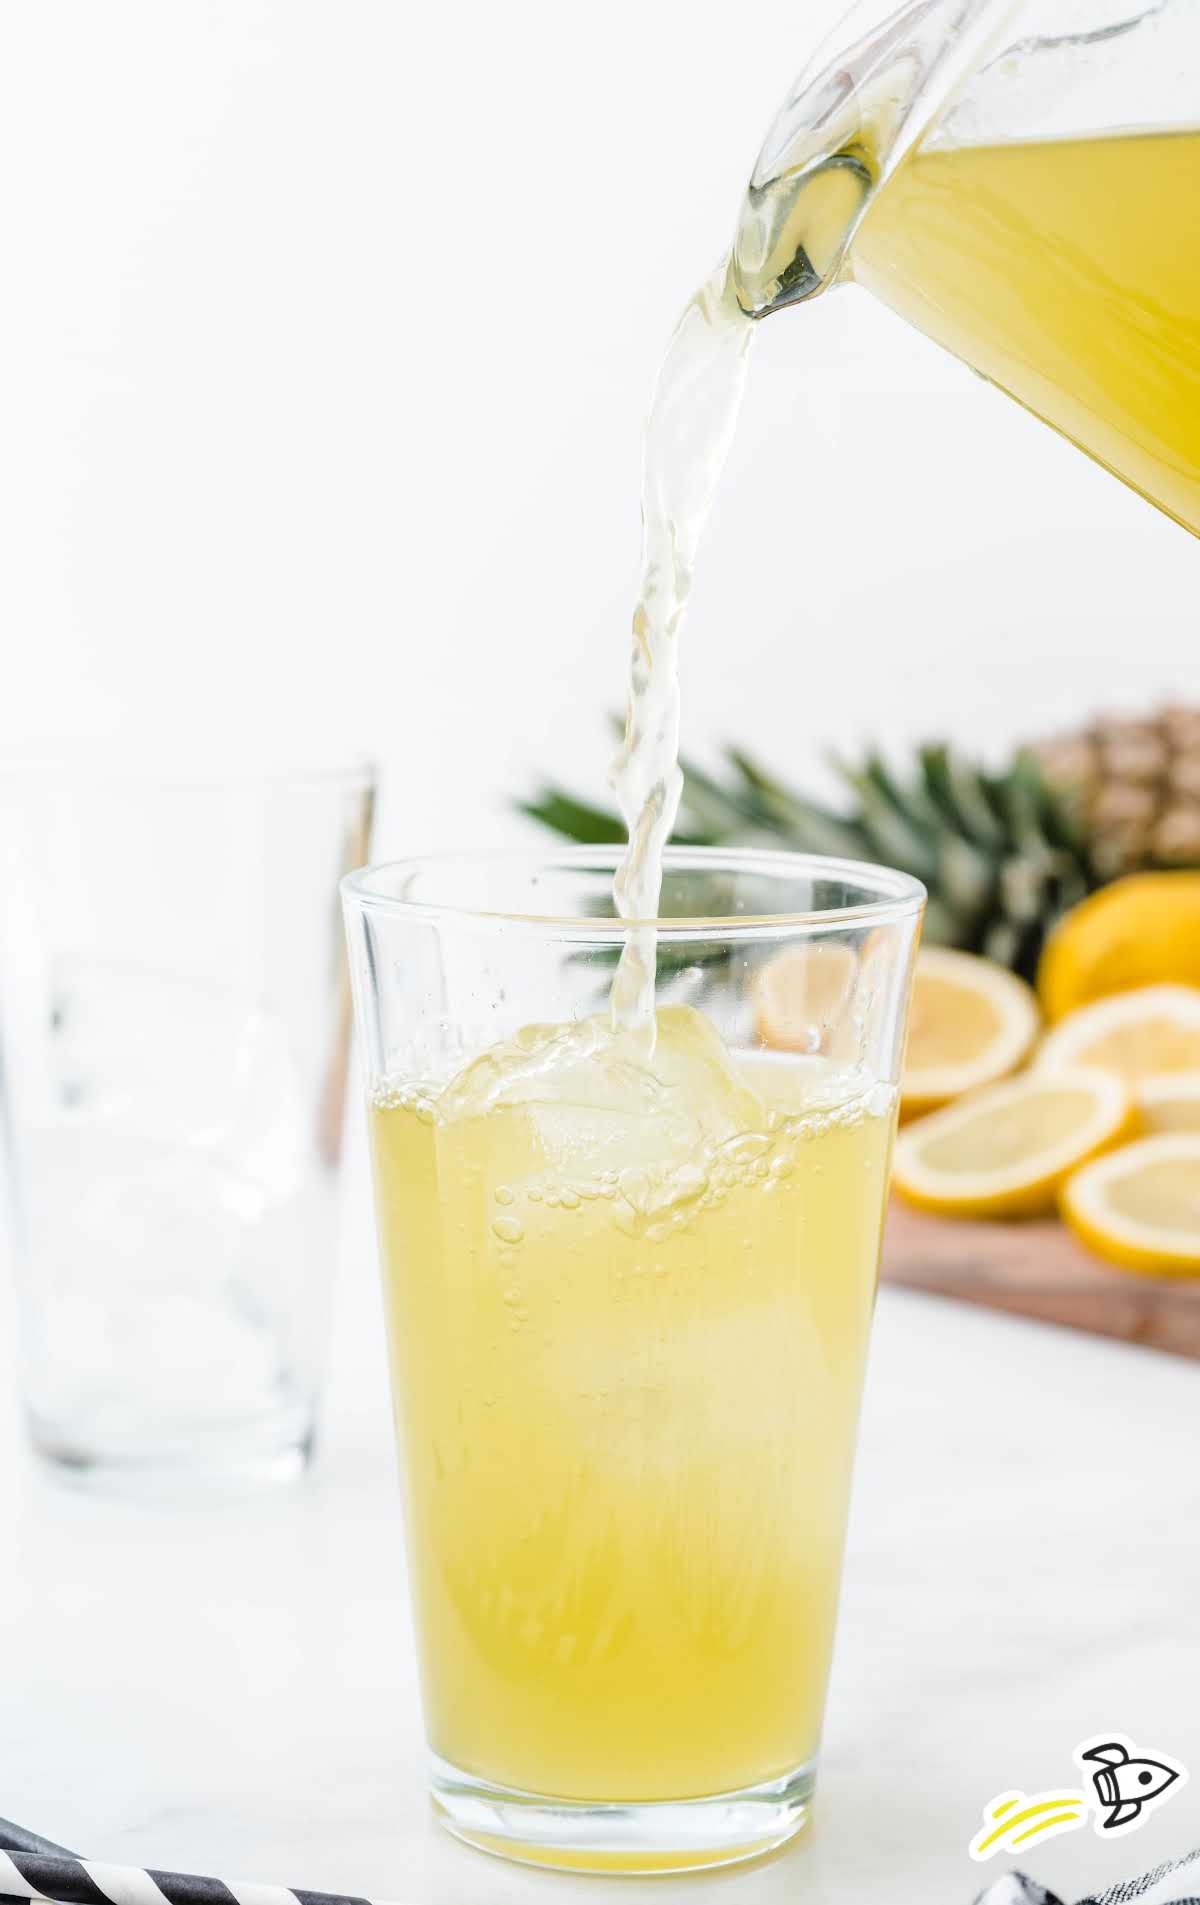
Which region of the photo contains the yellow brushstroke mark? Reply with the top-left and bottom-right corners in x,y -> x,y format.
970,1789 -> 1089,1861
975,1796 -> 1083,1854
1012,1811 -> 1086,1847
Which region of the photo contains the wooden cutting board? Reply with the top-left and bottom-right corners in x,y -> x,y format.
881,1200 -> 1200,1360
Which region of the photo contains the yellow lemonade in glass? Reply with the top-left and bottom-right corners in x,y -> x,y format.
368,1005 -> 893,1807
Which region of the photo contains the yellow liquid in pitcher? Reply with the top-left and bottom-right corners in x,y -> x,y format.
852,130 -> 1200,536
369,1008 -> 892,1801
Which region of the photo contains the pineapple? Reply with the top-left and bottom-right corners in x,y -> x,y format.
520,708 -> 1200,985
1033,705 -> 1200,877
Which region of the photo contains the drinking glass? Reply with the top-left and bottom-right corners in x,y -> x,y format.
343,846 -> 923,1872
0,758 -> 375,1489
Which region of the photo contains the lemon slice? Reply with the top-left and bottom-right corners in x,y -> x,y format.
892,1068 -> 1133,1217
1061,1134 -> 1200,1275
1139,1074 -> 1200,1134
1035,985 -> 1200,1085
901,947 -> 1039,1117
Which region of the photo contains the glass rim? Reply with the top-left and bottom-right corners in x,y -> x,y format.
0,749 -> 377,794
341,846 -> 927,940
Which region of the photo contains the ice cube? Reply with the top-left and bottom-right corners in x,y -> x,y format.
438,1015 -> 617,1121
21,1128 -> 328,1430
437,1005 -> 764,1194
47,958 -> 309,1201
644,1005 -> 765,1145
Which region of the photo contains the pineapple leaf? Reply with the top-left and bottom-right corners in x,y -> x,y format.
862,750 -> 945,837
725,749 -> 870,857
676,753 -> 764,839
868,750 -> 944,834
992,753 -> 1056,856
518,791 -> 628,845
919,744 -> 1007,851
919,896 -> 961,947
828,753 -> 940,884
934,834 -> 996,928
1011,746 -> 1097,865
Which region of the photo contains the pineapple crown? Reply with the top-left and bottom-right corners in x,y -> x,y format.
518,717 -> 1200,983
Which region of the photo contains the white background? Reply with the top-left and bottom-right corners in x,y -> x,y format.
3,0 -> 1197,855
2,14 -> 1199,1899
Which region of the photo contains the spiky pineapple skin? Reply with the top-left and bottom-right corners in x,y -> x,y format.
1033,705 -> 1200,878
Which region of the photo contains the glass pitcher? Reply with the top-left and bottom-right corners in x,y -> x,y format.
731,0 -> 1199,536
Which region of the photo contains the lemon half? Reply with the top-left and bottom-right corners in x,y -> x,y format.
902,947 -> 1039,1118
1061,1134 -> 1200,1276
1035,985 -> 1200,1085
893,1067 -> 1134,1218
1139,1075 -> 1200,1134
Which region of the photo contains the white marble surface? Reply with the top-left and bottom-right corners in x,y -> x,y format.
2,1200 -> 1199,1905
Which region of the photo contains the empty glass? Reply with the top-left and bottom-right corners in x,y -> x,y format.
0,758 -> 374,1489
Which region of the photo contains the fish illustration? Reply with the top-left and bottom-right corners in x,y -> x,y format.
1080,1739 -> 1181,1830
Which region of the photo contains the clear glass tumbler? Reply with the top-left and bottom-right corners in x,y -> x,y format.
343,847 -> 923,1872
0,758 -> 375,1489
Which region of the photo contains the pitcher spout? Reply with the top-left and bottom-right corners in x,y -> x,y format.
731,0 -> 1020,317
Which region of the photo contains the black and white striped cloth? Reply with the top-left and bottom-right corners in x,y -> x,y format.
976,1847 -> 1200,1905
1,1814 -> 1197,1905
